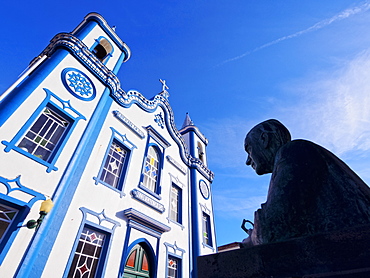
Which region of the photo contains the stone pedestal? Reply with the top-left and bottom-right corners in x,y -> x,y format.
198,225 -> 370,278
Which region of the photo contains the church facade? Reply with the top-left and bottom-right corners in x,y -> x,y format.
0,13 -> 216,278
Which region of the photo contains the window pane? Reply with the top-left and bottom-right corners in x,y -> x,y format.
168,256 -> 179,278
141,252 -> 149,271
202,213 -> 212,246
142,146 -> 159,192
67,227 -> 106,278
18,107 -> 70,162
99,140 -> 127,188
126,250 -> 136,268
170,185 -> 180,223
0,205 -> 19,240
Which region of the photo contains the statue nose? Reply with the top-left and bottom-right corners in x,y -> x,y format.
246,155 -> 252,165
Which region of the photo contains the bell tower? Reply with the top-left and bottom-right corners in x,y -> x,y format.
0,13 -> 131,277
179,113 -> 216,275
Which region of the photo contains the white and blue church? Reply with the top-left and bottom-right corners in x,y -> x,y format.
0,13 -> 216,278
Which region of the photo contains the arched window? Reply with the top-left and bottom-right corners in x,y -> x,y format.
142,146 -> 159,192
92,38 -> 113,62
124,244 -> 150,278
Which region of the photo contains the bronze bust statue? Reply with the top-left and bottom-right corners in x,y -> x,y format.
242,119 -> 370,246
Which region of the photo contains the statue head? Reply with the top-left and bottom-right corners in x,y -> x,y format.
244,119 -> 291,175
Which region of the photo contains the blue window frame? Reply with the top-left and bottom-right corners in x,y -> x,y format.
202,212 -> 212,247
164,242 -> 185,278
99,140 -> 128,188
138,126 -> 170,200
142,145 -> 160,192
17,106 -> 70,162
94,128 -> 136,197
139,144 -> 163,199
0,176 -> 45,264
167,255 -> 181,278
63,207 -> 120,278
169,184 -> 182,224
0,201 -> 28,264
66,225 -> 109,278
0,175 -> 45,265
1,89 -> 85,172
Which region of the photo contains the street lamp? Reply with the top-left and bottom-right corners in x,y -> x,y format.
26,199 -> 54,229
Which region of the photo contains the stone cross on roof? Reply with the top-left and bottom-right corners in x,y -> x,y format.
159,79 -> 170,99
160,79 -> 169,91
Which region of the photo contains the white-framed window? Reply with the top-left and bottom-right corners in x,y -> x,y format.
170,184 -> 181,223
168,255 -> 180,278
17,107 -> 70,162
197,142 -> 205,163
142,146 -> 159,192
202,212 -> 212,246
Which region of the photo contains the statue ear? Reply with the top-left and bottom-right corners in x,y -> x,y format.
260,132 -> 270,149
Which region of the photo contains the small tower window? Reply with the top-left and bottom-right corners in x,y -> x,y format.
92,38 -> 113,62
197,142 -> 204,163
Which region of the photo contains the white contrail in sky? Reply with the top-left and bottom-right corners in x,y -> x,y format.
219,1 -> 370,66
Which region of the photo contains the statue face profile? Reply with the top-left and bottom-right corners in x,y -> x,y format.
244,129 -> 273,175
244,119 -> 291,176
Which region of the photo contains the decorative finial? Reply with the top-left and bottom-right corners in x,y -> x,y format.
159,79 -> 170,99
112,26 -> 117,31
160,79 -> 169,91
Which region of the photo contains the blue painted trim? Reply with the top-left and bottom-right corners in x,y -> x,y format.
155,238 -> 160,278
0,176 -> 46,207
112,52 -> 126,75
119,224 -> 131,277
0,176 -> 46,265
0,49 -> 69,127
0,198 -> 31,265
190,166 -> 200,276
93,127 -> 136,197
62,207 -> 120,278
1,89 -> 86,173
119,238 -> 157,278
145,125 -> 171,148
14,87 -> 113,278
90,36 -> 114,65
199,179 -> 210,200
61,68 -> 96,101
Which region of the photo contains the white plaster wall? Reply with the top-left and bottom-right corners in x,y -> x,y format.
0,53 -> 110,277
42,100 -> 192,277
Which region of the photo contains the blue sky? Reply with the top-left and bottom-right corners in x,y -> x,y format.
2,1 -> 370,246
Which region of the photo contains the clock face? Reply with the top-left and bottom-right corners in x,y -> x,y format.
199,180 -> 210,199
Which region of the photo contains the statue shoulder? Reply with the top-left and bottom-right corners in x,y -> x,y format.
276,139 -> 323,163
